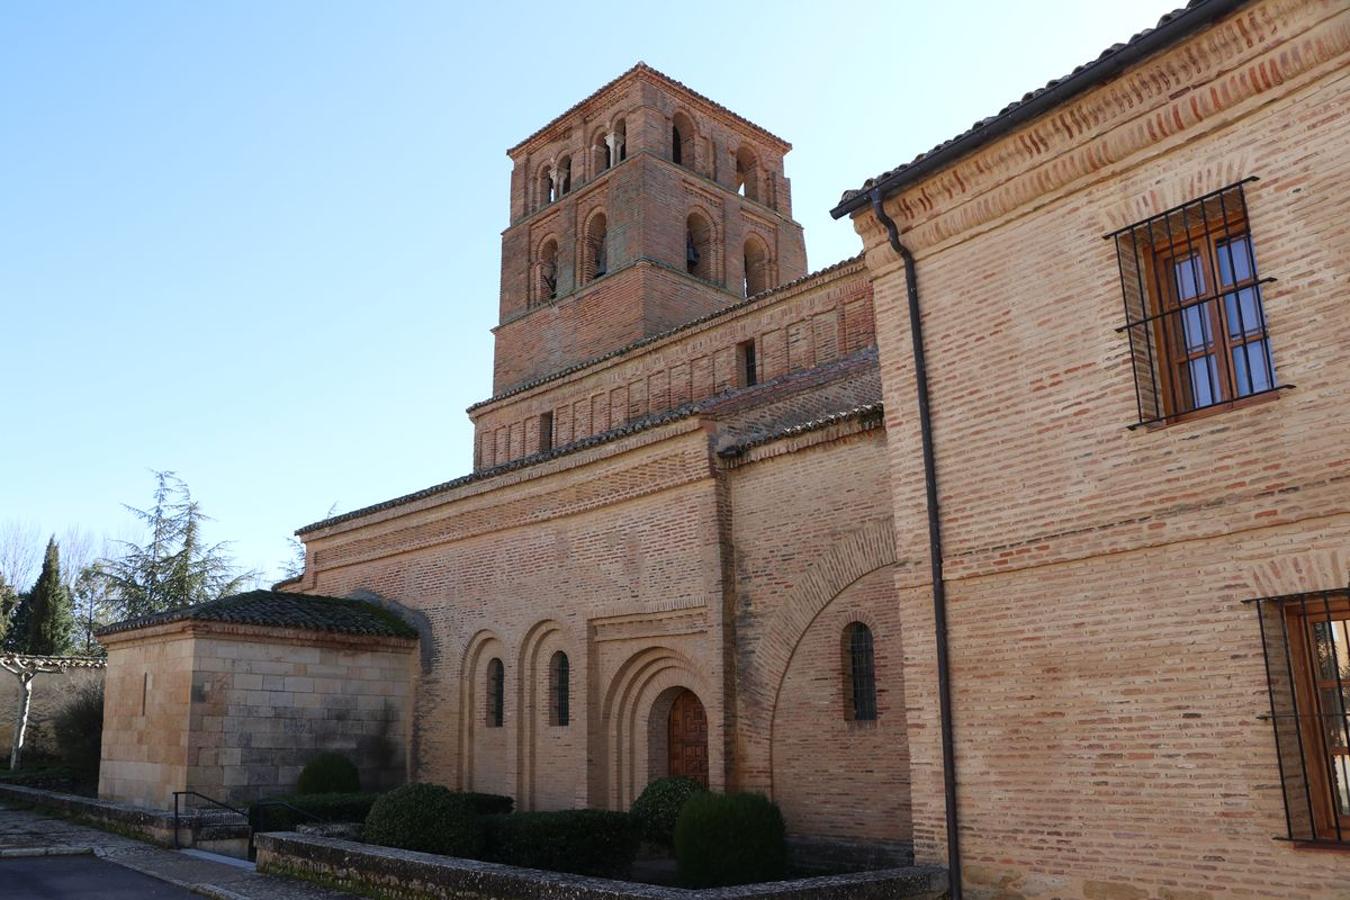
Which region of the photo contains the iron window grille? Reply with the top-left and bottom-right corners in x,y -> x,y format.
550,651 -> 570,727
1247,587 -> 1350,845
487,657 -> 505,728
845,623 -> 878,722
1108,179 -> 1285,428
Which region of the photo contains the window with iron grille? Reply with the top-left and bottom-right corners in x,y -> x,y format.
843,622 -> 877,722
1109,179 -> 1281,427
549,651 -> 570,727
486,657 -> 504,728
1249,588 -> 1350,845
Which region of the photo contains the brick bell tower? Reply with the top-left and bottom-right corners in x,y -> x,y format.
490,64 -> 808,394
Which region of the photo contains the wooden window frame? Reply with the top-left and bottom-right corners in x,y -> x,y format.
1111,179 -> 1281,429
1285,594 -> 1350,841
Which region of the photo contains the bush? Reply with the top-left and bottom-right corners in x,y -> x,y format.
460,791 -> 513,816
296,751 -> 361,795
484,809 -> 638,878
250,792 -> 381,832
51,681 -> 104,784
630,776 -> 704,846
363,783 -> 484,857
674,792 -> 788,888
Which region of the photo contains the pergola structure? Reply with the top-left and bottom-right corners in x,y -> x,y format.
0,653 -> 106,769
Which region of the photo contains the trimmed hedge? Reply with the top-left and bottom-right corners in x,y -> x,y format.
484,809 -> 638,878
460,791 -> 513,816
296,751 -> 361,795
630,776 -> 704,846
250,792 -> 381,833
674,792 -> 788,888
363,784 -> 484,858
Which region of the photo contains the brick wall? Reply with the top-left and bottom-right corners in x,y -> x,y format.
853,0 -> 1350,894
476,259 -> 871,466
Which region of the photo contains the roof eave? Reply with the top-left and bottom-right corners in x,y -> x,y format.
830,0 -> 1251,220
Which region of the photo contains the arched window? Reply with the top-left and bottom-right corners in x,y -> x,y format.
557,155 -> 572,196
593,128 -> 611,174
743,234 -> 771,297
843,623 -> 877,722
672,111 -> 695,169
486,657 -> 505,728
582,212 -> 608,284
549,651 -> 570,727
534,237 -> 559,306
613,118 -> 627,162
686,212 -> 713,282
735,146 -> 760,203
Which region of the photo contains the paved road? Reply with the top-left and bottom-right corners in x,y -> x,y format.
1,854 -> 199,899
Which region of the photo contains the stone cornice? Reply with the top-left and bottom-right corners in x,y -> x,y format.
97,618 -> 417,653
855,0 -> 1348,259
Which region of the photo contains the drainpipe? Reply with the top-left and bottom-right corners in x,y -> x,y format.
869,188 -> 961,898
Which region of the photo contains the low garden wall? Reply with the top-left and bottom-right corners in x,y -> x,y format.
0,782 -> 249,855
255,832 -> 949,900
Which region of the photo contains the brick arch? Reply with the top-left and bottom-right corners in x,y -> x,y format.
685,205 -> 721,285
600,646 -> 713,809
515,619 -> 577,808
457,628 -> 506,791
739,518 -> 898,788
1242,549 -> 1349,599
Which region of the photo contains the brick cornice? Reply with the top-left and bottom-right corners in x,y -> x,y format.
98,618 -> 417,653
856,0 -> 1348,257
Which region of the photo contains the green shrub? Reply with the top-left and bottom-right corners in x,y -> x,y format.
363,783 -> 484,857
630,776 -> 704,846
460,791 -> 513,816
250,792 -> 381,832
483,809 -> 638,878
51,681 -> 104,784
296,751 -> 361,795
674,792 -> 788,888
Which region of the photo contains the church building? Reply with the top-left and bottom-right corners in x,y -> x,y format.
98,0 -> 1350,895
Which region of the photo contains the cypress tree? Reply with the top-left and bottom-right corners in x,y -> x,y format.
19,538 -> 75,655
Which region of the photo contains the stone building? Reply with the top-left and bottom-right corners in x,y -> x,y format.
97,0 -> 1350,894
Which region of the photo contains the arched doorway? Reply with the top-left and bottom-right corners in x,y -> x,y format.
667,689 -> 708,787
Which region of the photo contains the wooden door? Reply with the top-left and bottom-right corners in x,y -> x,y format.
667,689 -> 708,787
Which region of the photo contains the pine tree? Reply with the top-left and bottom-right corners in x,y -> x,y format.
14,538 -> 76,656
0,572 -> 18,646
97,471 -> 254,618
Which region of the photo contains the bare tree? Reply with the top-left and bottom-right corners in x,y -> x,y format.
0,520 -> 42,593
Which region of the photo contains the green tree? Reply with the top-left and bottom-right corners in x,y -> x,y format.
71,562 -> 114,656
0,572 -> 18,646
7,537 -> 76,655
97,471 -> 254,618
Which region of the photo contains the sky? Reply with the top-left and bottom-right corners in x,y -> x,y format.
0,0 -> 1184,584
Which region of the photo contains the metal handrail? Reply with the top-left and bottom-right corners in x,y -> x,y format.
247,798 -> 330,859
171,791 -> 248,850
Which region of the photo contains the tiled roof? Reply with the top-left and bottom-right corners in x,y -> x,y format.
833,0 -> 1248,217
97,590 -> 418,639
717,401 -> 885,459
299,349 -> 878,535
469,255 -> 864,413
508,62 -> 790,156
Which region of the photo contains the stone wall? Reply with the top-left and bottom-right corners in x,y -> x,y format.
99,621 -> 416,809
852,0 -> 1350,895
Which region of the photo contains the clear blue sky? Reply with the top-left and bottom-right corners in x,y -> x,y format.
1,0 -> 1181,583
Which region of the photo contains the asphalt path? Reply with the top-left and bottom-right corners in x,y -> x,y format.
0,854 -> 199,899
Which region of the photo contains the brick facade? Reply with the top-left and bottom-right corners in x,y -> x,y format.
847,0 -> 1350,894
287,63 -> 906,861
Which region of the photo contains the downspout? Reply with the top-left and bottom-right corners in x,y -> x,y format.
869,188 -> 961,898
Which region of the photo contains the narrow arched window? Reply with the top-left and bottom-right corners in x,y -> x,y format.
613,118 -> 627,162
486,657 -> 505,727
671,112 -> 695,169
594,129 -> 611,173
843,623 -> 877,722
735,146 -> 760,202
538,167 -> 555,208
549,651 -> 570,727
743,235 -> 770,297
583,212 -> 608,283
535,237 -> 559,305
686,212 -> 713,282
557,155 -> 572,196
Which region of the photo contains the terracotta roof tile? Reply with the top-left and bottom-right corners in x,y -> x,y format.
98,590 -> 418,639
